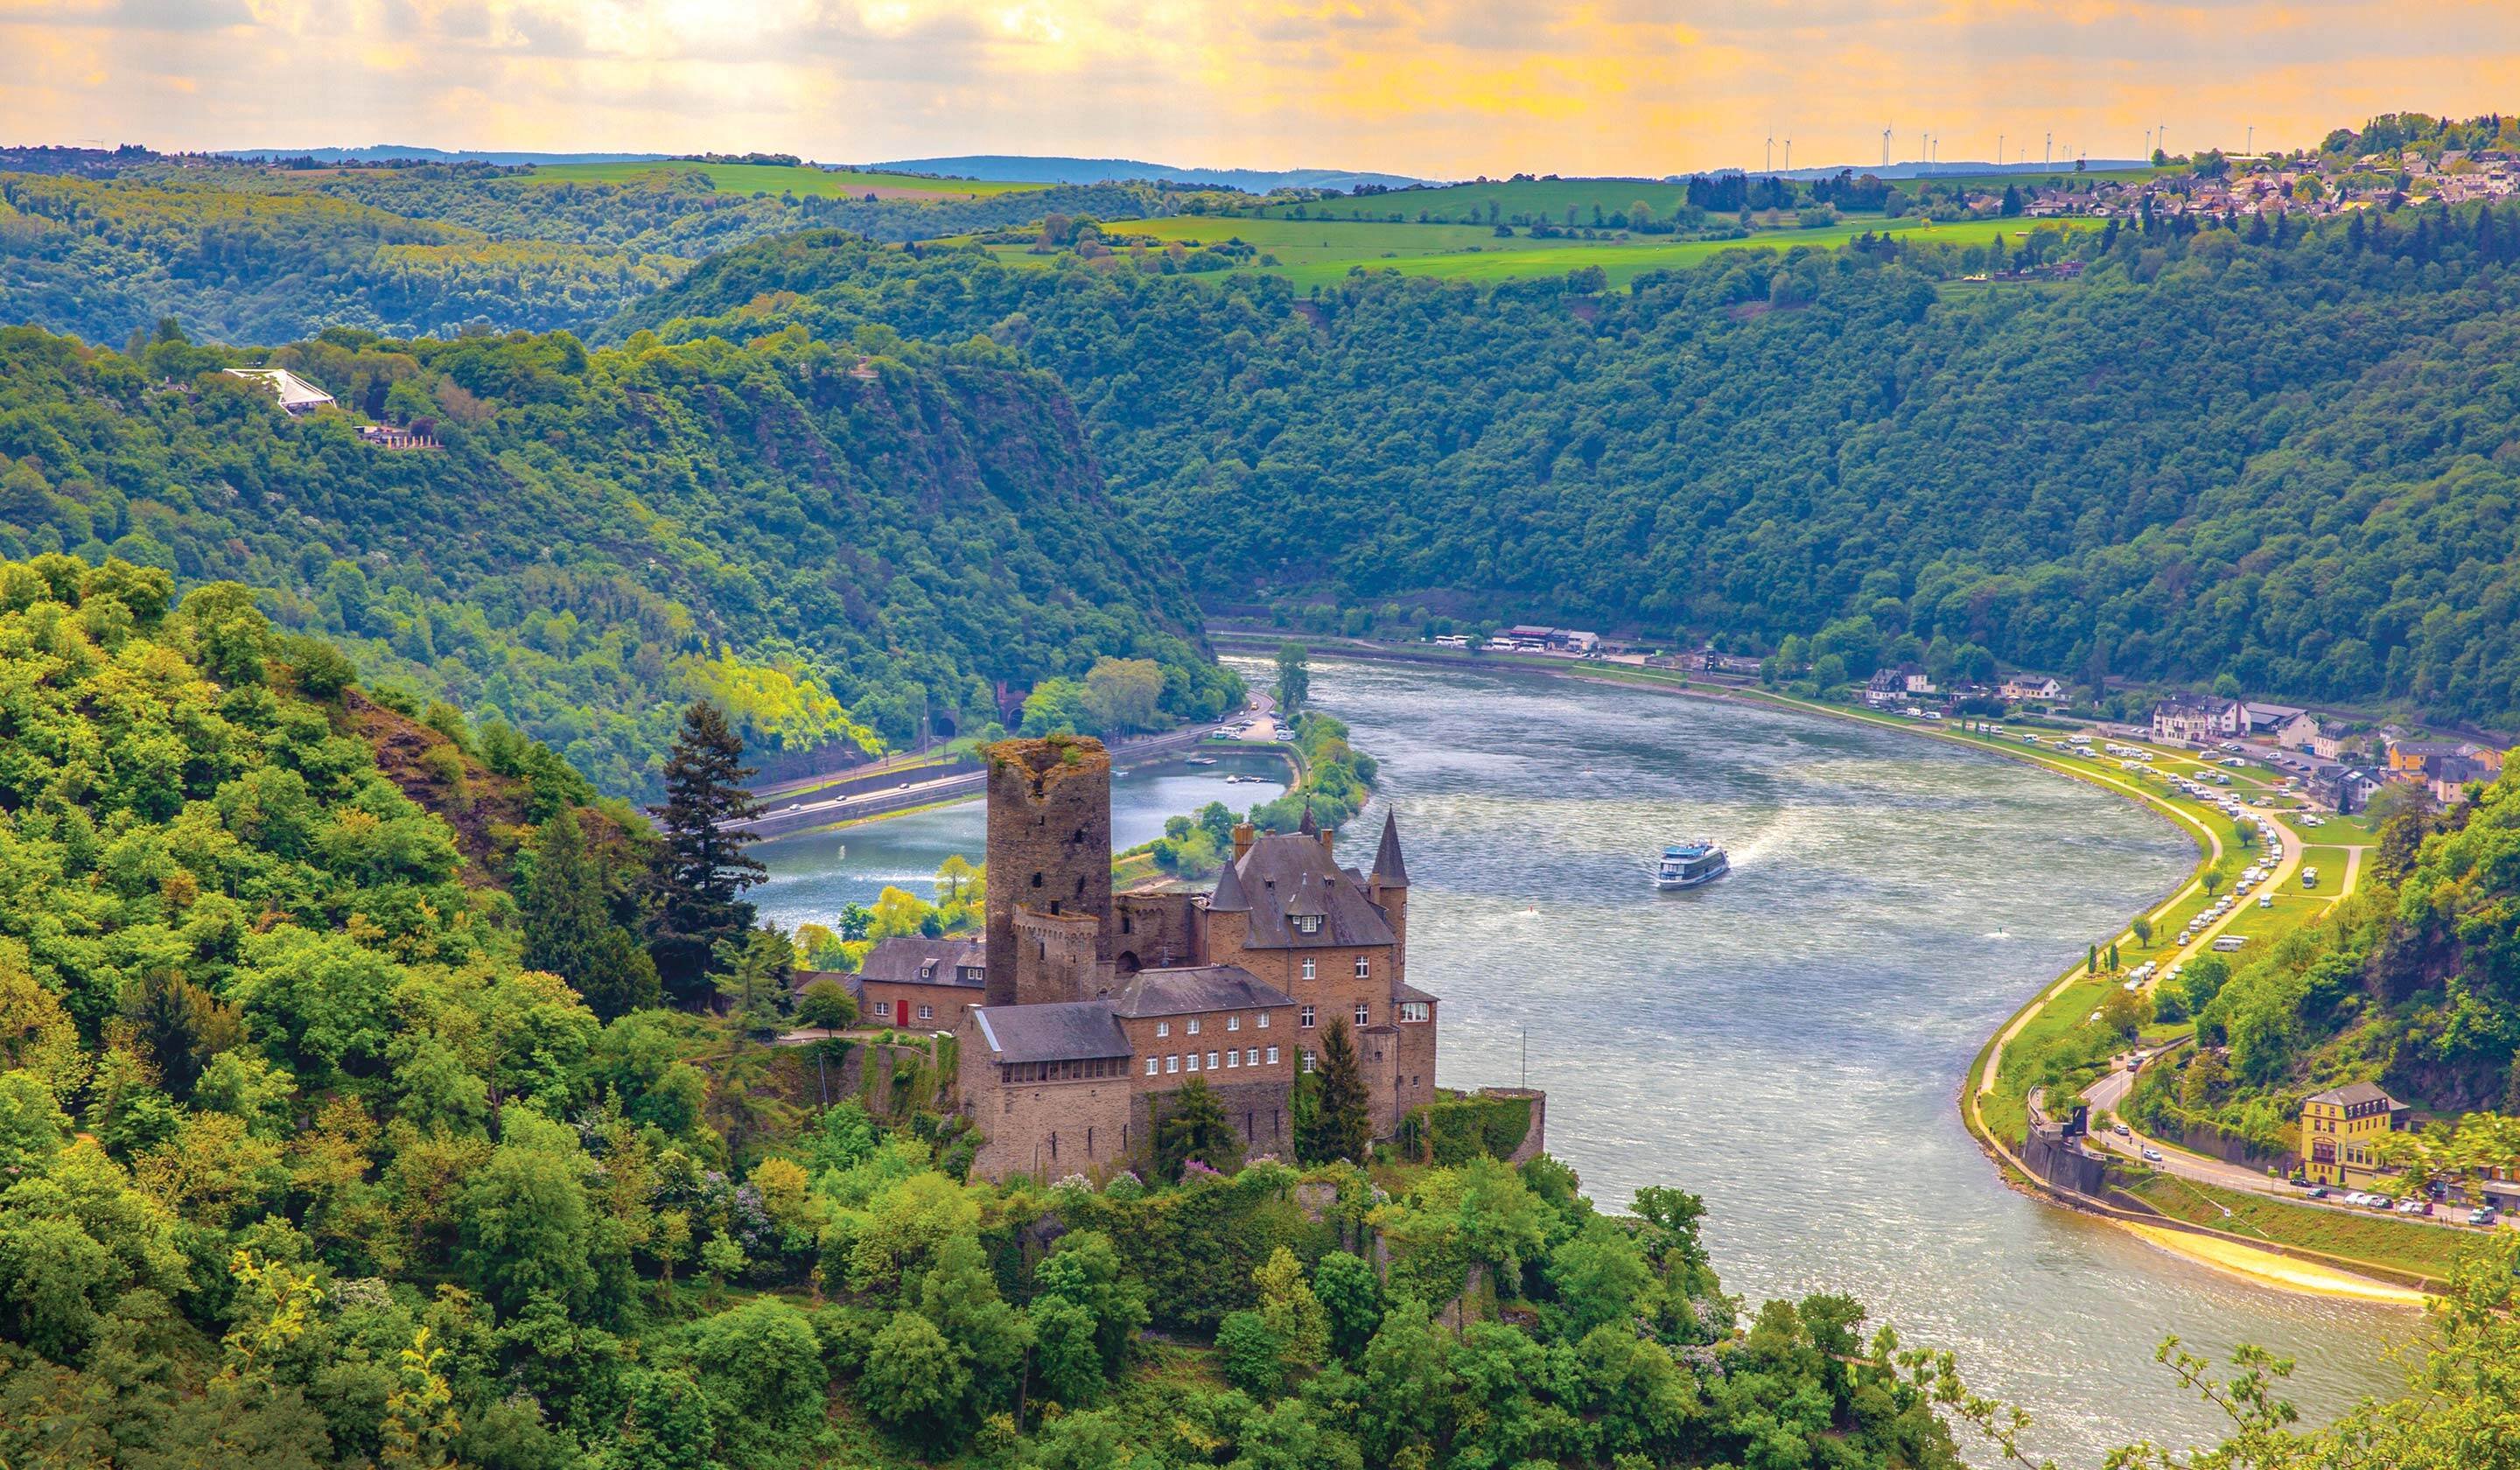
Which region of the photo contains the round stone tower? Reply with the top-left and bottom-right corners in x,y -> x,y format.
982,735 -> 1116,1005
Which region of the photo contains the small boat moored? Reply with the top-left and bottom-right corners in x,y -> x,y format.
1654,840 -> 1730,891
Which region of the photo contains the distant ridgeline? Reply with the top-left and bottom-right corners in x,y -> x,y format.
0,321 -> 1232,797
614,207 -> 2520,730
0,165 -> 1158,346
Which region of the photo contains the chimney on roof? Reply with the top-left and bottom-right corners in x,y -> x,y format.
1232,821 -> 1256,862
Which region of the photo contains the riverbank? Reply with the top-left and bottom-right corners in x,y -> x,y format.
1222,635 -> 2434,1301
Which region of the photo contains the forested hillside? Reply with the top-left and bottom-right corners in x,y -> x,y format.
0,567 -> 1983,1469
2131,771 -> 2520,1159
0,165 -> 1157,346
617,205 -> 2520,729
0,321 -> 1229,796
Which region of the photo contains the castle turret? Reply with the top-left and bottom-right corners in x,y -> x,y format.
1368,809 -> 1409,964
982,735 -> 1116,1005
1200,849 -> 1252,966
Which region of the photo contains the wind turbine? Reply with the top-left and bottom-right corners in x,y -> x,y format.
1766,135 -> 1774,173
2044,132 -> 2052,168
1998,133 -> 2005,172
1882,126 -> 1892,169
1783,138 -> 1791,172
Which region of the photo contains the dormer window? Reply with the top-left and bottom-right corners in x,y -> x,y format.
1294,914 -> 1323,934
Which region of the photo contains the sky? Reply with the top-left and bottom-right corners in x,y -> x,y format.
5,0 -> 2520,178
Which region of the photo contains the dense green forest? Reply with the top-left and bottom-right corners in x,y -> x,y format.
2124,772 -> 2520,1163
615,202 -> 2520,730
0,166 -> 1158,346
0,568 -> 1986,1469
0,321 -> 1231,797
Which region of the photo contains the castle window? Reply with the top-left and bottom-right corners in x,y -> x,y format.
1246,1047 -> 1259,1066
1032,872 -> 1043,887
1186,1052 -> 1200,1073
1354,956 -> 1370,978
1399,1001 -> 1430,1023
1122,915 -> 1134,934
1146,1057 -> 1159,1075
1295,914 -> 1323,934
874,1000 -> 893,1019
1302,959 -> 1316,980
1226,1049 -> 1238,1068
1157,1021 -> 1170,1039
1266,1046 -> 1278,1065
1166,1055 -> 1180,1074
1300,1004 -> 1315,1027
1186,1018 -> 1200,1035
1227,1014 -> 1241,1032
917,1004 -> 934,1020
1301,1050 -> 1315,1073
1256,1012 -> 1270,1029
1207,1051 -> 1219,1069
1354,1003 -> 1371,1026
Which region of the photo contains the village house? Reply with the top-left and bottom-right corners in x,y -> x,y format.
1864,663 -> 1935,709
2000,675 -> 2064,704
223,367 -> 334,415
793,935 -> 985,1031
2242,702 -> 2306,737
2148,694 -> 2244,745
2300,1082 -> 2409,1190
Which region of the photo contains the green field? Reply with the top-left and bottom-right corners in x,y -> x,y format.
517,161 -> 1045,198
1250,177 -> 1705,226
997,213 -> 2095,290
1230,169 -> 2167,228
2123,1173 -> 2470,1281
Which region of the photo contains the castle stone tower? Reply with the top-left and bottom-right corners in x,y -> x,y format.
982,735 -> 1116,1005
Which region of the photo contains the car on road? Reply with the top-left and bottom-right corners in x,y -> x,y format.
2470,1208 -> 2501,1226
2305,1186 -> 2328,1199
2140,1147 -> 2164,1162
2113,1122 -> 2131,1137
2396,1199 -> 2431,1216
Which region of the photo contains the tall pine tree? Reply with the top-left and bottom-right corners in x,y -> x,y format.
1298,1018 -> 1373,1165
522,805 -> 660,1020
647,701 -> 766,1007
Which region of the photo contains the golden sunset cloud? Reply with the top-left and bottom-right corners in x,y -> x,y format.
2,0 -> 2515,176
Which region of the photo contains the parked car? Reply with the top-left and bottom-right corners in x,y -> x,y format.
2305,1186 -> 2329,1199
2470,1208 -> 2501,1226
2395,1199 -> 2431,1216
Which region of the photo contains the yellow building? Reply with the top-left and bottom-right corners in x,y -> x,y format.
2300,1082 -> 2407,1187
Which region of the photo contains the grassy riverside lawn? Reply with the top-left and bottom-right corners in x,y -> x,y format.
2121,1172 -> 2472,1283
983,213 -> 2100,290
514,161 -> 1046,198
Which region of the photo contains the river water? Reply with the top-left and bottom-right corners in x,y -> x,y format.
754,656 -> 2410,1462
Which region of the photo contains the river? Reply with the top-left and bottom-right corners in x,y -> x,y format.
752,656 -> 2411,1462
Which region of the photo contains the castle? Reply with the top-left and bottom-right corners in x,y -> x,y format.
950,734 -> 1441,1182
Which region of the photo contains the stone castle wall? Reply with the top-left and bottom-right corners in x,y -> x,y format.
984,736 -> 1114,1005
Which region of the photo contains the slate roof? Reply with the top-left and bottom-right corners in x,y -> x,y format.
858,935 -> 984,987
2306,1082 -> 2402,1109
1208,857 -> 1251,913
1109,965 -> 1292,1018
791,969 -> 866,1000
1372,810 -> 1410,887
1394,981 -> 1439,1005
970,1002 -> 1131,1064
1228,831 -> 1396,949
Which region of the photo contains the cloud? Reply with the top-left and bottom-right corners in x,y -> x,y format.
3,0 -> 2517,176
